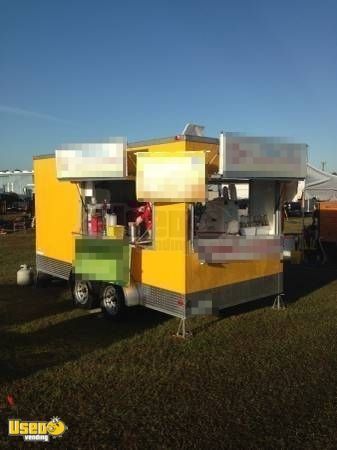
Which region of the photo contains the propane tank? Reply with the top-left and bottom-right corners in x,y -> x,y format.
17,265 -> 34,286
123,284 -> 142,306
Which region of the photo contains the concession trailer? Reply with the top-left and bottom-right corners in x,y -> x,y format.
33,128 -> 307,336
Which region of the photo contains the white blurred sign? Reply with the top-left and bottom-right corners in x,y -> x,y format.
220,134 -> 307,179
56,140 -> 126,180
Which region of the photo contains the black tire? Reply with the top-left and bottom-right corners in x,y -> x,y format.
100,284 -> 125,320
72,279 -> 97,309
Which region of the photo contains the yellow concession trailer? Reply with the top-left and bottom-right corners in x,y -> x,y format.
34,131 -> 307,333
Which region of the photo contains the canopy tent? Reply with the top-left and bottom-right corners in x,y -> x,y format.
303,164 -> 337,201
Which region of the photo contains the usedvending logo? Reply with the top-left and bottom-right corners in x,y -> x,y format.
8,416 -> 68,442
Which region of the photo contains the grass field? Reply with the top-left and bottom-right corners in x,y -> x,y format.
283,216 -> 312,234
0,229 -> 337,449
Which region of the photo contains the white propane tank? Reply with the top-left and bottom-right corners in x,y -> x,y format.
17,265 -> 34,286
123,285 -> 142,306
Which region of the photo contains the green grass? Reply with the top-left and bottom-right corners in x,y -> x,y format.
1,229 -> 337,449
283,216 -> 312,234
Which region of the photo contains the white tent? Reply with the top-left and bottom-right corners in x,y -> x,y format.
0,170 -> 34,196
303,164 -> 337,201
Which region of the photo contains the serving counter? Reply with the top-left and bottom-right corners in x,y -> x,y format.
195,235 -> 282,263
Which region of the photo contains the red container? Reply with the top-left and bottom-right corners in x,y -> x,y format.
91,215 -> 103,234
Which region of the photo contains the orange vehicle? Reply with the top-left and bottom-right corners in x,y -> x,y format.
317,201 -> 337,243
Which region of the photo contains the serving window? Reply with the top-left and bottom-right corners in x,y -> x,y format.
191,180 -> 282,263
193,181 -> 279,237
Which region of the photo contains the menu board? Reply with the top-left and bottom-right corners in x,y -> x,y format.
56,140 -> 126,180
221,134 -> 307,179
136,151 -> 206,202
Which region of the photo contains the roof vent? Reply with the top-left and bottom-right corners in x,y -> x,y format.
181,123 -> 205,137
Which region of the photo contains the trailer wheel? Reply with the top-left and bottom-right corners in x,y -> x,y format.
72,280 -> 96,309
101,284 -> 125,320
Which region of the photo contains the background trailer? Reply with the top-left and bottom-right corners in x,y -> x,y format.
33,131 -> 307,333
